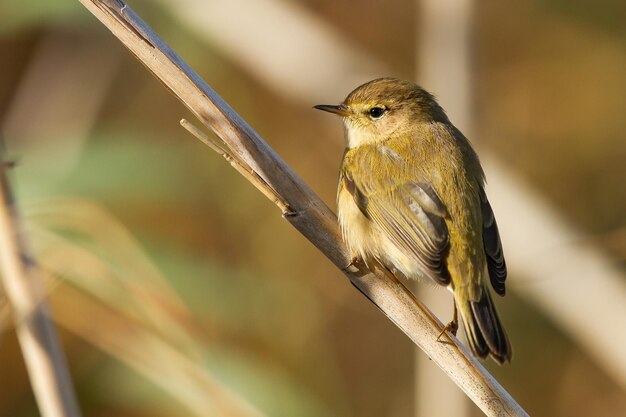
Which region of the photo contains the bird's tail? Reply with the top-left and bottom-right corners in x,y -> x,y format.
457,286 -> 512,364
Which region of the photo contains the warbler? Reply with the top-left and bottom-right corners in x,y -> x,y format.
315,78 -> 511,364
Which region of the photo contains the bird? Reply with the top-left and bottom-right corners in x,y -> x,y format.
314,77 -> 511,364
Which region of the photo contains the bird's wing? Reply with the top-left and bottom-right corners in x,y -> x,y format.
480,187 -> 507,295
342,167 -> 450,285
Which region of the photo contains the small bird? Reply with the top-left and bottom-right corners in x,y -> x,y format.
315,78 -> 511,364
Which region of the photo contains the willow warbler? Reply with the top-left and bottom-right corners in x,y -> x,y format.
315,78 -> 511,364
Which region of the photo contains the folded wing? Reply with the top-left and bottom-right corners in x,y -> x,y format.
343,168 -> 450,285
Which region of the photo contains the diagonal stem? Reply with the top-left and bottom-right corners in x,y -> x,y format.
76,1 -> 529,415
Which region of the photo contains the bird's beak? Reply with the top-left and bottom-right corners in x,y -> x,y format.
313,104 -> 350,117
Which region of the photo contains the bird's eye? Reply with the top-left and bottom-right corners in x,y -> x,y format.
368,106 -> 386,119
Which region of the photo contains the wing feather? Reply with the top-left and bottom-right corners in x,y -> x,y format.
342,168 -> 450,285
480,187 -> 507,295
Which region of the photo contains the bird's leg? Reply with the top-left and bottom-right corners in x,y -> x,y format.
343,256 -> 370,277
437,301 -> 458,342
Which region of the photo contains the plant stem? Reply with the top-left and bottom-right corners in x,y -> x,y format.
0,161 -> 82,417
76,1 -> 528,415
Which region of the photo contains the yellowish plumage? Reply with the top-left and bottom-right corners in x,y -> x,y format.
317,78 -> 511,364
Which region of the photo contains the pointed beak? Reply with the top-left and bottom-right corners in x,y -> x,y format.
313,104 -> 350,117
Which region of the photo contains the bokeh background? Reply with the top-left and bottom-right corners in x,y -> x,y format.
1,0 -> 625,416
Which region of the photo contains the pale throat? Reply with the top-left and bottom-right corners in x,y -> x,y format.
343,120 -> 381,149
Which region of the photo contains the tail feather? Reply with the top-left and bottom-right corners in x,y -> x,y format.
458,287 -> 512,364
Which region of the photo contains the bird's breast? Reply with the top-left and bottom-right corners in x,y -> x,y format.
337,186 -> 372,261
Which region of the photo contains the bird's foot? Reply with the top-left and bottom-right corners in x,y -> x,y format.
344,256 -> 368,276
437,320 -> 458,342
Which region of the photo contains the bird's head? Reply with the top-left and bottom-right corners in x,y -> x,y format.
315,77 -> 448,148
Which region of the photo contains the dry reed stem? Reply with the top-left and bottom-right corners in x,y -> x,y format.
6,198 -> 266,417
76,1 -> 528,415
51,285 -> 266,417
158,0 -> 626,392
0,162 -> 82,417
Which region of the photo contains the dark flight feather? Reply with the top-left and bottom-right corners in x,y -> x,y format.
480,187 -> 507,296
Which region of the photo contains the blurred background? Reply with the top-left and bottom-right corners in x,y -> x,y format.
0,0 -> 625,416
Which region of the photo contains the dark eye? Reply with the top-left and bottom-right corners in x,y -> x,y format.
368,106 -> 386,119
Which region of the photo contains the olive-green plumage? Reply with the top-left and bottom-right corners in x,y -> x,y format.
315,78 -> 511,364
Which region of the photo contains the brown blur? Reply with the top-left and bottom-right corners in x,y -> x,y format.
0,1 -> 625,416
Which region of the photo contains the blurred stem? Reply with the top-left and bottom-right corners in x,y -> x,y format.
76,1 -> 528,416
414,0 -> 472,415
51,284 -> 266,417
0,161 -> 82,417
